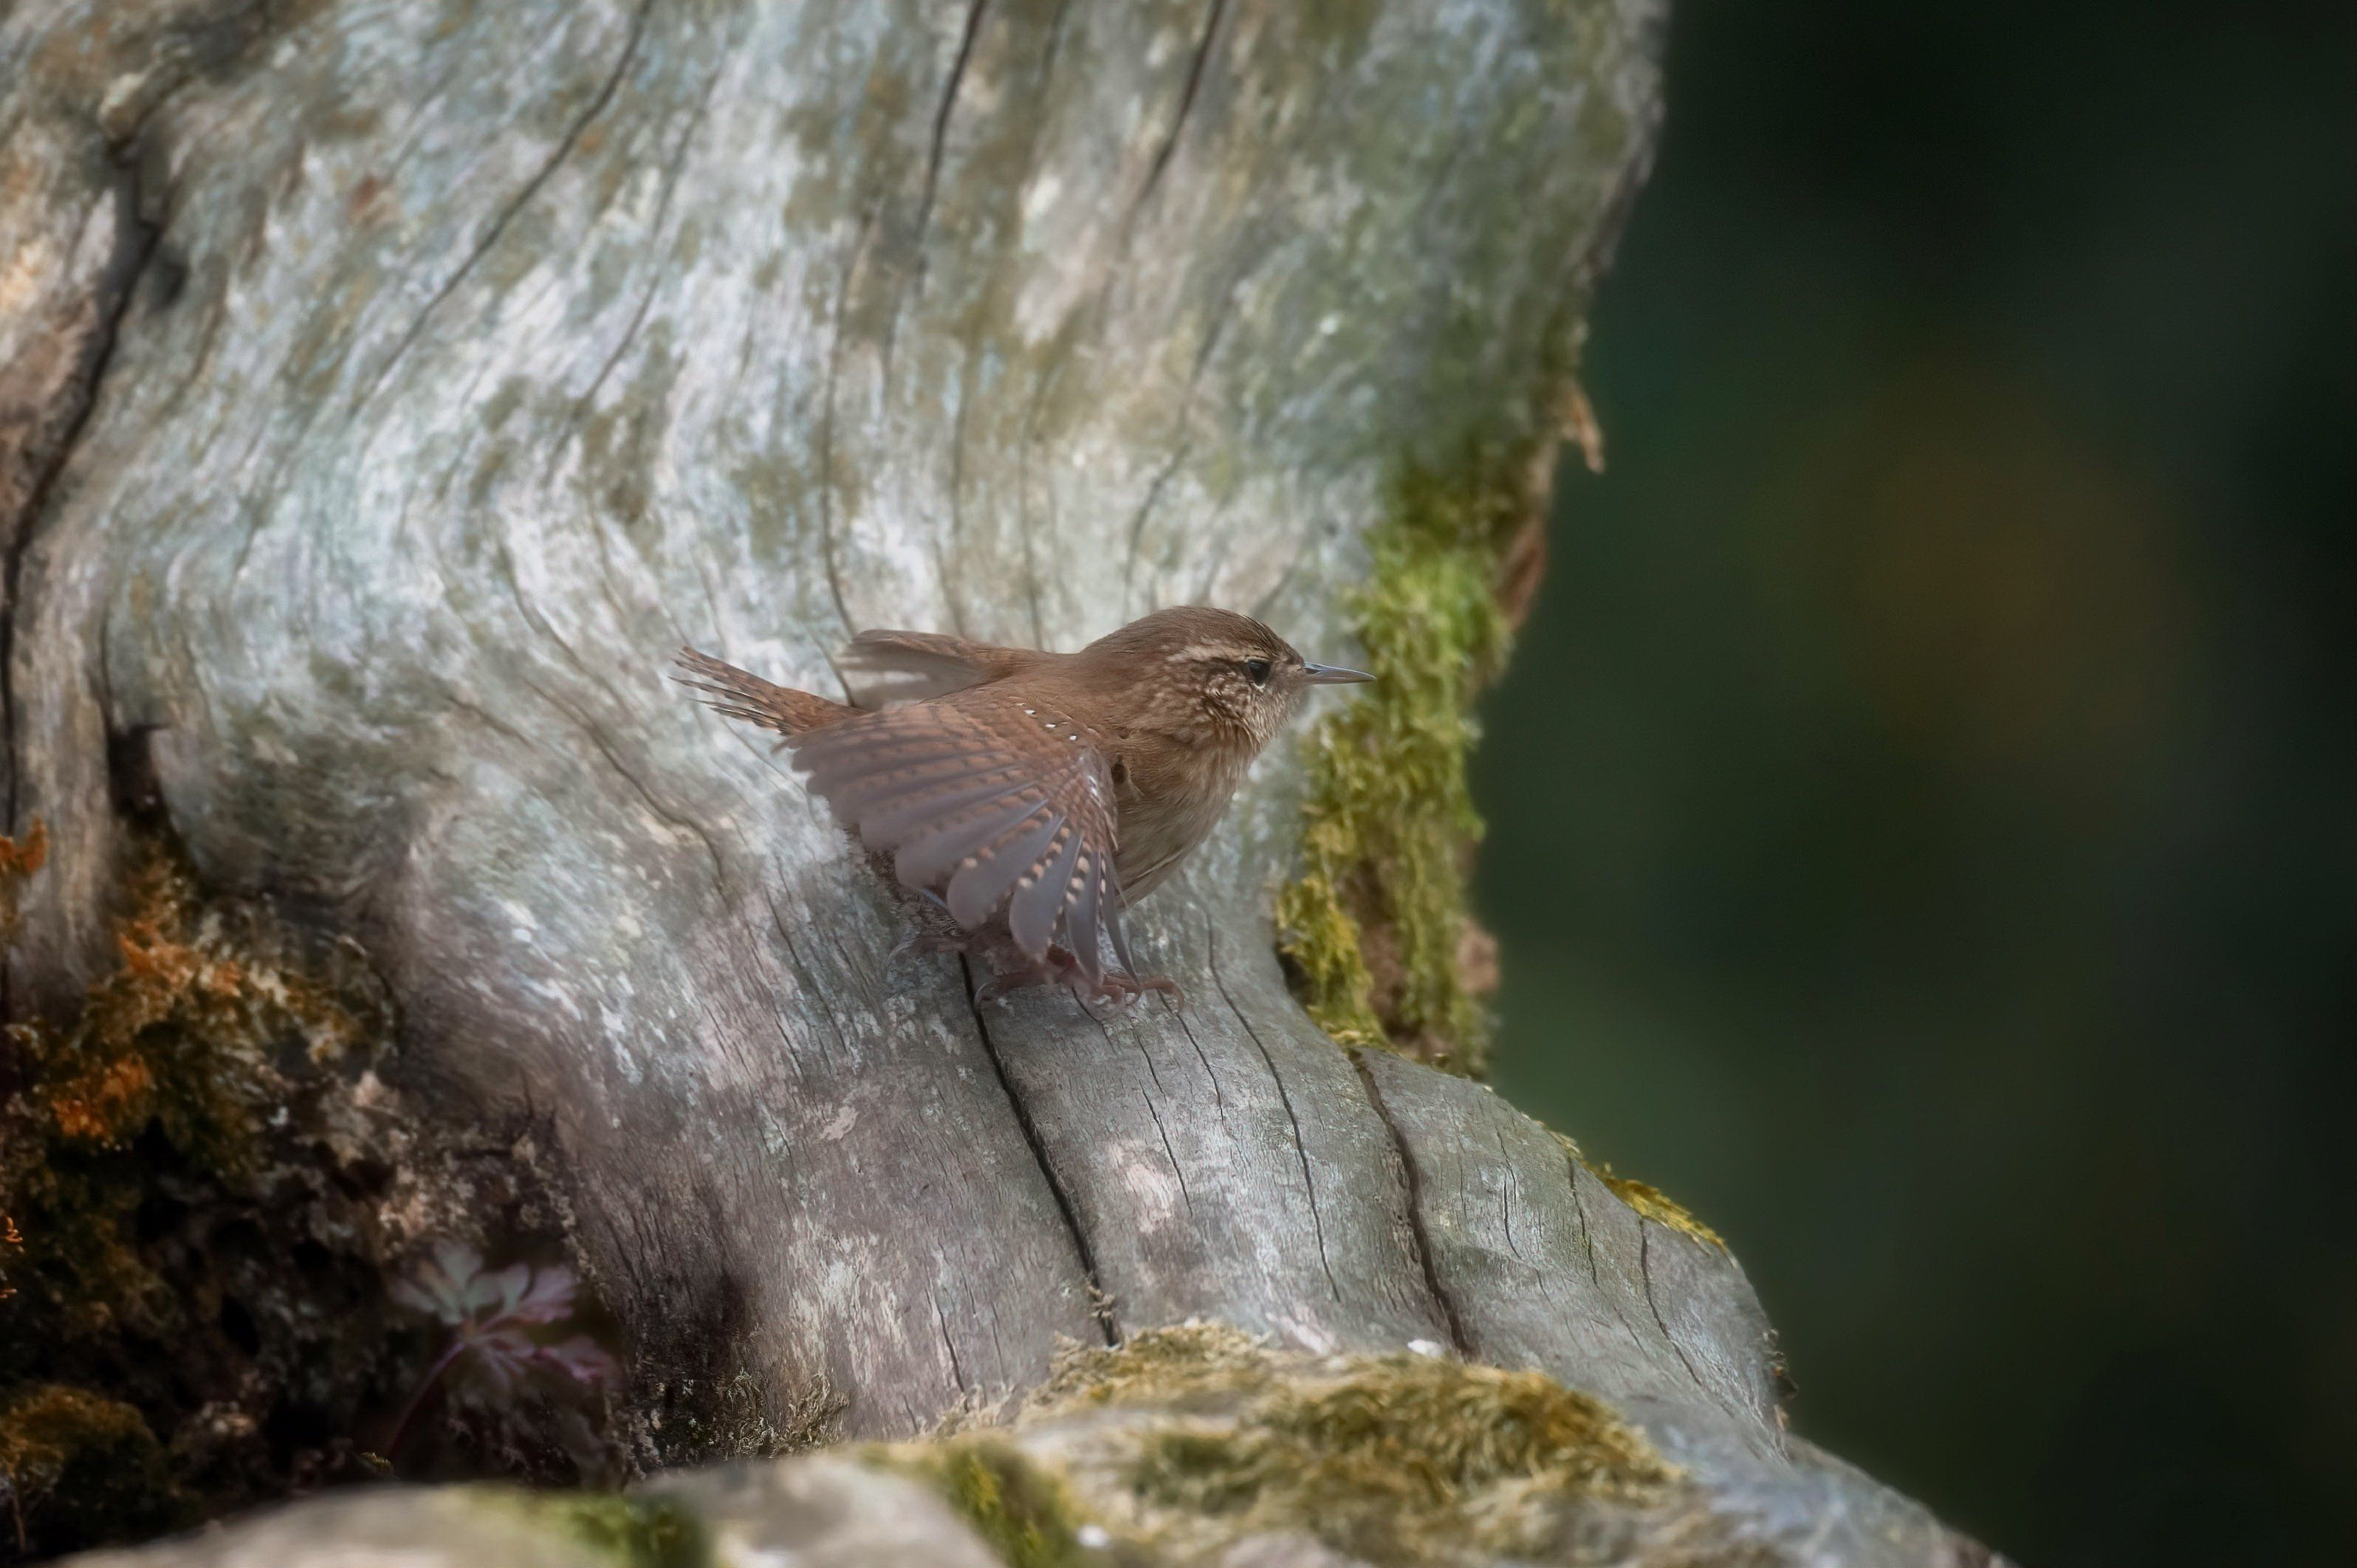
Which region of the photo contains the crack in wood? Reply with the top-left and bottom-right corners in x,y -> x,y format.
1565,1147 -> 1658,1364
504,604 -> 735,902
960,955 -> 1118,1344
569,38 -> 728,430
933,1292 -> 970,1391
765,889 -> 853,1069
1111,1009 -> 1164,1093
914,0 -> 992,267
1203,912 -> 1342,1306
1137,0 -> 1229,213
1348,1050 -> 1473,1355
1143,1087 -> 1198,1223
1495,1121 -> 1524,1262
2,165 -> 157,835
1639,1219 -> 1710,1397
1,155 -> 159,1025
1170,1004 -> 1230,1132
816,201 -> 882,644
356,0 -> 660,416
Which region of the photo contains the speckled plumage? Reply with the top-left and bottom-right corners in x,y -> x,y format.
675,608 -> 1370,1003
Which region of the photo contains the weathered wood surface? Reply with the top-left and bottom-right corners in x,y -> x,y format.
5,0 -> 1997,1561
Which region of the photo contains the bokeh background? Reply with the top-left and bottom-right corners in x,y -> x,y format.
1475,2 -> 2356,1564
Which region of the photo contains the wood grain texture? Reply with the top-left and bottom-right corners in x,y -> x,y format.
1355,1048 -> 1996,1566
4,0 -> 1998,1560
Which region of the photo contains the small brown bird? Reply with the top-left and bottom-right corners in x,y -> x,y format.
674,608 -> 1371,1004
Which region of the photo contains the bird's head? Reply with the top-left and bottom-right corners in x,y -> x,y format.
1083,606 -> 1373,751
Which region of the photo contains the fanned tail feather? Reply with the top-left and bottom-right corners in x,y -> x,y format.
672,647 -> 857,740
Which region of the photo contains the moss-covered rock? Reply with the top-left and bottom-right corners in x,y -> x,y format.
484,1490 -> 711,1568
882,1438 -> 1104,1568
0,1383 -> 181,1549
1007,1324 -> 1686,1567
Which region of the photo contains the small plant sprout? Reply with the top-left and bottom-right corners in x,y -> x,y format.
384,1239 -> 619,1457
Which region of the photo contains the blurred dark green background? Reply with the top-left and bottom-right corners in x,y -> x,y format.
1475,2 -> 2356,1564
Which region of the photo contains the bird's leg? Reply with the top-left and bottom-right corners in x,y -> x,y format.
975,946 -> 1183,1011
972,959 -> 1055,1005
1074,960 -> 1183,1011
975,946 -> 1094,1005
1126,973 -> 1184,1011
893,887 -> 970,960
892,928 -> 967,960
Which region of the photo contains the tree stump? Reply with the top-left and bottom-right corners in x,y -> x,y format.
3,1 -> 2001,1562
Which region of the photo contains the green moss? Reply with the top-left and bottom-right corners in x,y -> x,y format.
0,1383 -> 182,1547
1278,452 -> 1526,1075
881,1437 -> 1101,1568
1599,1175 -> 1728,1253
1550,1127 -> 1729,1253
1039,1326 -> 1678,1567
0,835 -> 473,1555
1,846 -> 367,1353
1031,1321 -> 1276,1414
488,1491 -> 711,1568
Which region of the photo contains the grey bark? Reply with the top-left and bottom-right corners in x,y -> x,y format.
4,0 -> 1997,1562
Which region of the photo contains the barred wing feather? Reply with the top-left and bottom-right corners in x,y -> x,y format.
786,692 -> 1127,983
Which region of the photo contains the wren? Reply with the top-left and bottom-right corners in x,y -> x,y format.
674,607 -> 1371,1005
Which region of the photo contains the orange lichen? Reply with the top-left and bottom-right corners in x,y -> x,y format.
0,816 -> 49,941
0,818 -> 47,878
48,1056 -> 157,1144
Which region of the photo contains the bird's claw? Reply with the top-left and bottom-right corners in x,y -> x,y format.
972,946 -> 1184,1013
893,930 -> 964,960
972,971 -> 1027,1005
1082,969 -> 1183,1011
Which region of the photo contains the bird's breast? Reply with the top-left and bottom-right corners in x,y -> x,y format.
1111,743 -> 1252,898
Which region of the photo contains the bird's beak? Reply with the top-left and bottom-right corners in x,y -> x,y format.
1300,662 -> 1375,685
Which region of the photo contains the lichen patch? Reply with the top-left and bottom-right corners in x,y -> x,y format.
0,818 -> 47,945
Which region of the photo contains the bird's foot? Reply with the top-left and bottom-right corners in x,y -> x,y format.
1111,974 -> 1182,1010
972,946 -> 1184,1012
892,929 -> 967,960
1073,957 -> 1183,1013
972,964 -> 1049,1005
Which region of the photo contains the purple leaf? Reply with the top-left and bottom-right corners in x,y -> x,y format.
395,1242 -> 484,1325
534,1335 -> 621,1388
465,1325 -> 539,1395
431,1238 -> 483,1290
508,1264 -> 579,1325
473,1261 -> 529,1320
468,1348 -> 520,1399
394,1239 -> 625,1429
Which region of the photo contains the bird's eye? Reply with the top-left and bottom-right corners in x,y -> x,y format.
1244,658 -> 1272,685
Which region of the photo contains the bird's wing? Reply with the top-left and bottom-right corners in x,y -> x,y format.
787,689 -> 1131,981
837,629 -> 1049,708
